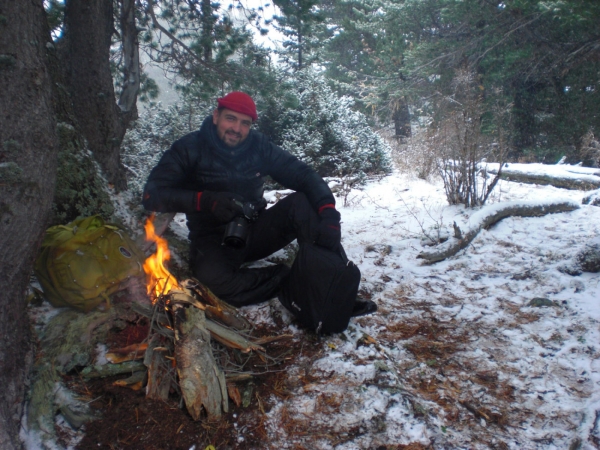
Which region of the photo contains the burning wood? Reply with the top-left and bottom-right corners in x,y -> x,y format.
135,214 -> 277,420
180,279 -> 251,330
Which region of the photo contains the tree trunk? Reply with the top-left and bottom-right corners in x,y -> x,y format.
392,96 -> 411,139
0,0 -> 59,447
511,81 -> 537,157
59,0 -> 137,191
200,0 -> 214,61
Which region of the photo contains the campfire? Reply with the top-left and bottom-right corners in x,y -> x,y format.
142,214 -> 180,299
104,214 -> 291,420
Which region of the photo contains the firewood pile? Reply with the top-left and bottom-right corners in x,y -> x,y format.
81,278 -> 291,421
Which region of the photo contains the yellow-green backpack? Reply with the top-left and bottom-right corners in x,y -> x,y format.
34,215 -> 146,312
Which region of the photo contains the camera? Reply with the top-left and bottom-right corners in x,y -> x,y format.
222,201 -> 259,248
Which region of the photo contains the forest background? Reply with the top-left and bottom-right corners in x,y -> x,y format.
1,0 -> 599,448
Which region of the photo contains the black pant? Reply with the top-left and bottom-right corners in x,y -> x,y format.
190,192 -> 324,307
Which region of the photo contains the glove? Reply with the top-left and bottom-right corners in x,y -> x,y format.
197,191 -> 244,223
316,207 -> 341,250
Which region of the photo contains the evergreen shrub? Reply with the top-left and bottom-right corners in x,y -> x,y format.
258,69 -> 392,180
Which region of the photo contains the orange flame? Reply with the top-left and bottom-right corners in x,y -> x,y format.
143,214 -> 180,300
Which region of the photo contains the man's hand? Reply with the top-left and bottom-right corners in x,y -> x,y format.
316,207 -> 341,250
197,191 -> 244,223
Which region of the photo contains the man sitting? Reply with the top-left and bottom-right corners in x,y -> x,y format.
142,91 -> 376,322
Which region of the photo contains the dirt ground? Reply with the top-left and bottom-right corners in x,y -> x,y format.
64,314 -> 290,450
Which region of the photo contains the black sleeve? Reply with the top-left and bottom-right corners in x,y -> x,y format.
142,140 -> 198,214
262,139 -> 336,211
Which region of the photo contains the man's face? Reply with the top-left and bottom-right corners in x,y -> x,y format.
213,108 -> 253,147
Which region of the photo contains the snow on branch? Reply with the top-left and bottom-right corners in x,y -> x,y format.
486,162 -> 600,190
583,189 -> 600,206
417,199 -> 581,263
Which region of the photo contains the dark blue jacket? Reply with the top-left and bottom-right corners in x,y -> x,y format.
143,116 -> 335,240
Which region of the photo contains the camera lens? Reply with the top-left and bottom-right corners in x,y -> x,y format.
223,217 -> 248,248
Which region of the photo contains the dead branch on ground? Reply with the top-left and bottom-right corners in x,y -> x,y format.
417,200 -> 580,263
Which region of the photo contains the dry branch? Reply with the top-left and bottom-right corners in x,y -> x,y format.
252,334 -> 295,345
205,320 -> 265,353
113,371 -> 147,390
81,361 -> 146,379
181,279 -> 251,330
106,342 -> 148,363
417,200 -> 580,263
144,334 -> 175,401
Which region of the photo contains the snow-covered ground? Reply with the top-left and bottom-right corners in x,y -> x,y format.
200,168 -> 600,449
23,164 -> 600,449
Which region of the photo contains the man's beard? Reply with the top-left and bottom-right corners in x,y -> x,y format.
221,130 -> 244,147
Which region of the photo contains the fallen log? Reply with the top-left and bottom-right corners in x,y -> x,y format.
417,200 -> 580,263
487,164 -> 600,190
172,302 -> 228,420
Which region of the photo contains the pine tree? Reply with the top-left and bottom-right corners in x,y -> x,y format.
272,0 -> 327,71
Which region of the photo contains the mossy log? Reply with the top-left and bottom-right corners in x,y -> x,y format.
417,200 -> 580,263
27,305 -> 136,445
81,360 -> 146,378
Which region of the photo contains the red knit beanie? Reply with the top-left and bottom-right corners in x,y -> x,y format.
217,91 -> 258,121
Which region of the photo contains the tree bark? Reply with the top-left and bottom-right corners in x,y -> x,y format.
417,201 -> 580,263
0,1 -> 59,447
118,0 -> 141,116
59,0 -> 138,191
172,303 -> 228,420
